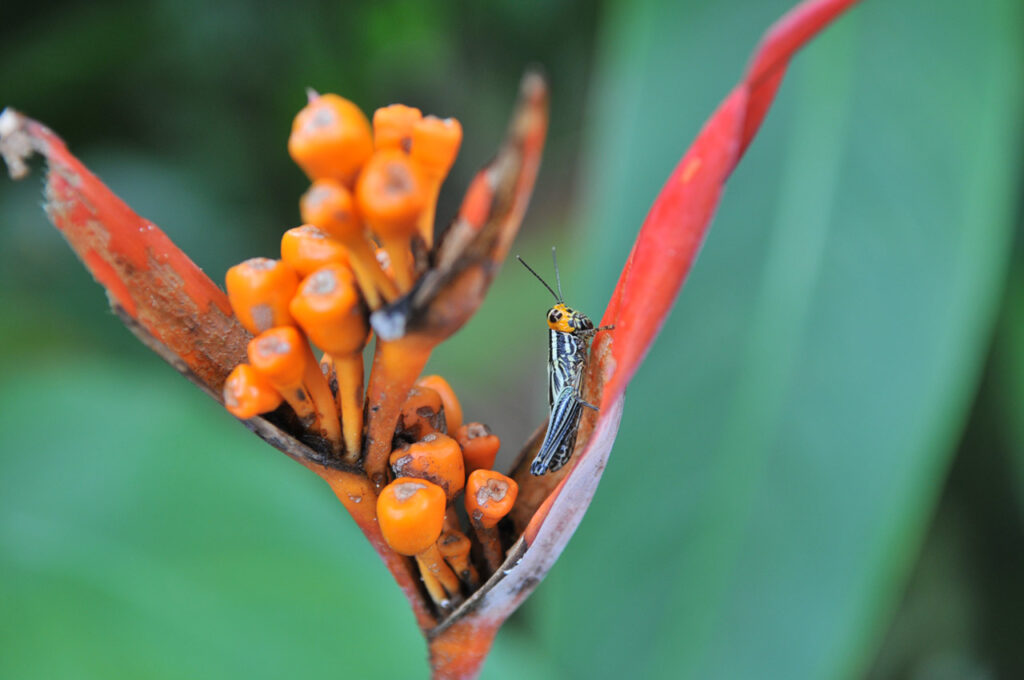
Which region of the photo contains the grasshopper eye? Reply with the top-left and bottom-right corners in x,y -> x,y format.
575,314 -> 594,330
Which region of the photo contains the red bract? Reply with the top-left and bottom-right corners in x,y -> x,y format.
601,0 -> 862,404
0,0 -> 860,677
0,112 -> 248,398
525,0 -> 861,558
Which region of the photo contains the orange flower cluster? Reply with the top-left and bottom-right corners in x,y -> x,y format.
292,94 -> 461,307
221,92 -> 516,611
222,92 -> 462,458
380,409 -> 518,610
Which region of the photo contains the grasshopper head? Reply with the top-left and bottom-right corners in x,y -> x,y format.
547,302 -> 593,333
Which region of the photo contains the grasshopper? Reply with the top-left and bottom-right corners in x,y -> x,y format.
517,249 -> 613,475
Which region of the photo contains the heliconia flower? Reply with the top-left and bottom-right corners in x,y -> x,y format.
0,0 -> 860,677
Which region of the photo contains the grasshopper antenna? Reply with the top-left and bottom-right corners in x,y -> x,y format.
551,247 -> 564,302
516,255 -> 560,301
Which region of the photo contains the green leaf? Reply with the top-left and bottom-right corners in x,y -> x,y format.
998,266 -> 1024,516
0,357 -> 425,679
521,0 -> 1024,678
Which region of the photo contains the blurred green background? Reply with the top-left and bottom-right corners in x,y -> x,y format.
2,0 -> 1022,678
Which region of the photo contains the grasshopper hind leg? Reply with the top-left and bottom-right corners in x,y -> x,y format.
529,415 -> 580,476
544,431 -> 577,474
530,456 -> 553,476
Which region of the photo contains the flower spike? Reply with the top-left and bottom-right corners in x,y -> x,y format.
362,71 -> 548,493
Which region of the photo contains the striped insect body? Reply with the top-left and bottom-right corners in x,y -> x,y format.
517,250 -> 612,476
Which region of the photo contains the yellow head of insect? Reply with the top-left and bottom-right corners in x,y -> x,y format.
547,303 -> 593,333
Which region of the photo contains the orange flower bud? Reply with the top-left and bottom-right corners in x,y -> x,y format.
247,326 -> 308,389
225,258 -> 299,335
280,224 -> 349,277
356,150 -> 425,291
373,104 -> 422,153
390,432 -> 465,500
409,115 -> 462,247
288,93 -> 373,186
356,150 -> 426,237
410,116 -> 462,177
289,263 -> 368,459
223,363 -> 283,419
455,422 -> 500,473
299,179 -> 362,243
465,469 -> 518,530
378,477 -> 463,608
300,179 -> 398,309
417,375 -> 462,432
396,385 -> 445,442
437,529 -> 478,586
245,326 -> 342,452
377,478 -> 447,556
289,264 -> 367,357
